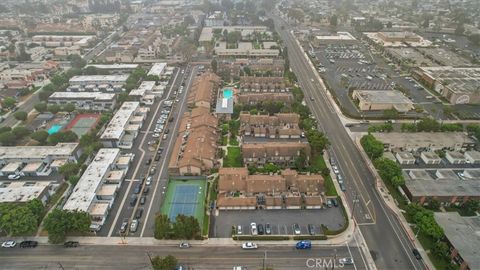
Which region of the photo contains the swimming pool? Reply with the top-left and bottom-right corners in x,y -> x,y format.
223,89 -> 233,99
48,124 -> 63,135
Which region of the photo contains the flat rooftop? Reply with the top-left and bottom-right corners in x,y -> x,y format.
100,102 -> 140,140
315,31 -> 356,41
396,151 -> 415,160
434,212 -> 480,270
404,174 -> 480,197
374,132 -> 475,148
385,48 -> 437,66
147,63 -> 167,77
416,67 -> 480,95
0,143 -> 78,160
0,181 -> 51,203
63,148 -> 119,213
69,75 -> 129,84
49,92 -> 115,101
86,64 -> 139,70
354,90 -> 412,104
417,48 -> 472,67
129,81 -> 156,96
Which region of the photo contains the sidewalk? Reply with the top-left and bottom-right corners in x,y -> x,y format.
352,136 -> 435,270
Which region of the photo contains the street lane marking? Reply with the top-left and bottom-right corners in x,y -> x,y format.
345,241 -> 358,270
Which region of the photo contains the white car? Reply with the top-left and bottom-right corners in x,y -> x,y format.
332,166 -> 339,174
339,257 -> 354,265
2,240 -> 16,248
7,174 -> 20,180
146,177 -> 152,186
152,133 -> 160,138
241,242 -> 258,250
250,222 -> 257,235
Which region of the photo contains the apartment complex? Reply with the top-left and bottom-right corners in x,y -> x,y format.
100,102 -> 147,149
237,76 -> 293,104
218,58 -> 285,77
214,42 -> 280,58
187,72 -> 220,109
67,75 -> 129,92
48,92 -> 117,111
217,167 -> 325,210
0,181 -> 53,204
63,148 -> 133,231
0,143 -> 80,177
373,132 -> 476,152
242,142 -> 311,167
240,113 -> 302,139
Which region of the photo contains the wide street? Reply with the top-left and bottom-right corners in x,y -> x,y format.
272,12 -> 425,270
0,243 -> 365,270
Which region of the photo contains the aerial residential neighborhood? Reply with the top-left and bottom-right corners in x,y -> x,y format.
0,0 -> 479,270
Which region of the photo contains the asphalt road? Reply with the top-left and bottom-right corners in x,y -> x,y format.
0,244 -> 364,270
272,11 -> 425,270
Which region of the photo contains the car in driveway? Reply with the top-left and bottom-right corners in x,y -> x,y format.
339,257 -> 354,265
19,241 -> 38,248
64,241 -> 79,248
293,223 -> 301,235
2,240 -> 16,248
241,242 -> 258,250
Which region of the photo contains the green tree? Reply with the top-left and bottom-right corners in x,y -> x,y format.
306,130 -> 329,155
459,200 -> 479,216
417,118 -> 440,132
30,130 -> 49,144
14,111 -> 28,121
432,241 -> 449,258
172,215 -> 201,240
0,206 -> 38,236
63,103 -> 76,113
47,130 -> 78,145
360,134 -> 384,159
211,59 -> 217,73
2,97 -> 16,108
39,90 -> 53,102
68,175 -> 81,186
83,66 -> 99,75
373,158 -> 403,187
151,255 -> 178,270
329,14 -> 338,27
383,109 -> 398,119
44,209 -> 90,244
26,199 -> 45,223
34,102 -> 48,113
59,162 -> 80,179
12,126 -> 31,138
47,104 -> 61,114
0,132 -> 16,145
42,83 -> 56,93
154,214 -> 171,239
0,127 -> 11,134
390,175 -> 405,188
68,54 -> 87,69
51,74 -> 68,87
425,198 -> 441,211
294,150 -> 307,170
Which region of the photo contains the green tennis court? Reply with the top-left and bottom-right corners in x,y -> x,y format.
161,179 -> 206,225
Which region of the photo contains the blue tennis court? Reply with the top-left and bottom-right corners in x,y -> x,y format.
168,185 -> 199,221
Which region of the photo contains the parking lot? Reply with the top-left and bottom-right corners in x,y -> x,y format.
212,207 -> 345,237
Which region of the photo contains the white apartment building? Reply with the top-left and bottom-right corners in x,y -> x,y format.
63,148 -> 133,231
49,92 -> 117,111
67,75 -> 129,92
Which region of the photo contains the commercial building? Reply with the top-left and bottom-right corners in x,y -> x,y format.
412,67 -> 480,104
0,143 -> 80,177
434,212 -> 480,270
402,170 -> 480,204
100,102 -> 147,149
366,31 -> 432,47
352,90 -> 414,112
0,181 -> 53,204
384,48 -> 437,67
48,92 -> 116,111
395,152 -> 416,165
217,167 -> 324,210
373,132 -> 476,152
240,113 -> 302,139
242,142 -> 311,167
168,107 -> 218,176
68,75 -> 129,92
63,148 -> 133,231
416,48 -> 472,67
313,32 -> 357,46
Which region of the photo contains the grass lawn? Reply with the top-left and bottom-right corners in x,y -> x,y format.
221,135 -> 228,146
223,147 -> 242,167
230,136 -> 239,146
310,155 -> 337,196
415,228 -> 450,270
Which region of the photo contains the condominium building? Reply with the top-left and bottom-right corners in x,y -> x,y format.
49,92 -> 117,111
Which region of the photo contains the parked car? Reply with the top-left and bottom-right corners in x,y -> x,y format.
154,154 -> 161,161
250,222 -> 257,235
133,184 -> 141,194
120,220 -> 128,234
339,182 -> 346,192
152,133 -> 160,138
7,174 -> 20,180
308,224 -> 315,235
179,242 -> 190,249
293,223 -> 301,235
1,240 -> 16,248
241,242 -> 258,250
237,225 -> 243,235
130,219 -> 139,233
146,176 -> 152,186
135,208 -> 143,219
143,187 -> 150,194
331,199 -> 338,207
412,248 -> 422,260
295,240 -> 311,249
145,158 -> 152,165
158,147 -> 164,154
163,134 -> 168,140
140,196 -> 146,205
265,223 -> 271,235
257,224 -> 264,235
129,195 -> 138,206
149,167 -> 156,175
339,258 -> 354,265
19,240 -> 38,248
64,241 -> 79,248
